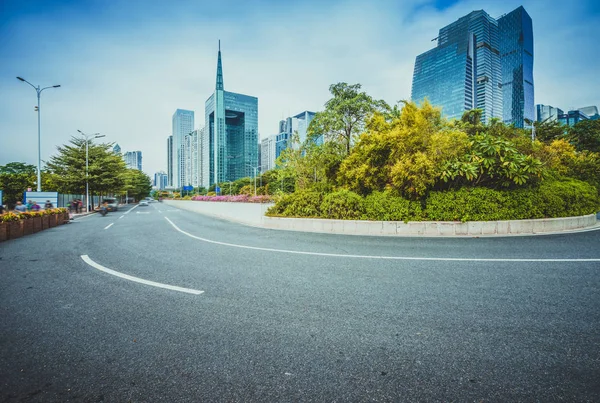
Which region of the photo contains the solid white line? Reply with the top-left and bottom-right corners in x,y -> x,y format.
164,217 -> 600,263
119,215 -> 125,219
104,223 -> 114,230
81,255 -> 204,295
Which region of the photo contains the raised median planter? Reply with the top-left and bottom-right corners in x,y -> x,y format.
164,200 -> 597,236
262,214 -> 598,236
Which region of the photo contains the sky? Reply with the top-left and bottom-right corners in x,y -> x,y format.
1,0 -> 599,178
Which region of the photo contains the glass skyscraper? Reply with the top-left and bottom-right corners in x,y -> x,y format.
412,32 -> 476,121
202,42 -> 258,188
498,6 -> 534,128
412,6 -> 533,127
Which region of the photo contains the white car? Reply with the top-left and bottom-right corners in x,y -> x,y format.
139,200 -> 149,206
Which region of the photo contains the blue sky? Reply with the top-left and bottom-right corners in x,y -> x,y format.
1,0 -> 599,178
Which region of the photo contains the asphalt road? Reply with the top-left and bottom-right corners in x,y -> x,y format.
1,203 -> 599,402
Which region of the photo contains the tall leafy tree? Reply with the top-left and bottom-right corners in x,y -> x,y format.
339,100 -> 468,198
46,137 -> 127,196
568,119 -> 600,153
121,169 -> 152,201
307,82 -> 389,155
0,163 -> 36,208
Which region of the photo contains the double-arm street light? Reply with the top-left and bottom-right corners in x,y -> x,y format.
77,130 -> 105,212
16,77 -> 61,192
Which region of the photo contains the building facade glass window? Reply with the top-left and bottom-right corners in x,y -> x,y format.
498,6 -> 534,128
202,44 -> 259,188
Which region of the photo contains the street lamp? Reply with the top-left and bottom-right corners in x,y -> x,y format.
16,77 -> 61,192
77,130 -> 105,212
246,164 -> 261,197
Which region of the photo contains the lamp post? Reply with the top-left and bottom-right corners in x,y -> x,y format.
77,130 -> 105,212
16,77 -> 61,192
246,164 -> 261,197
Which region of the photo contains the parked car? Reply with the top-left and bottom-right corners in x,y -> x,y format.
102,198 -> 119,212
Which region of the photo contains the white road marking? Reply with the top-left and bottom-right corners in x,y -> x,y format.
136,211 -> 150,214
104,223 -> 114,230
81,255 -> 204,295
123,204 -> 139,215
164,217 -> 600,263
119,215 -> 125,219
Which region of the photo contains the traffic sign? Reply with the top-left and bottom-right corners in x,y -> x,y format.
183,186 -> 193,191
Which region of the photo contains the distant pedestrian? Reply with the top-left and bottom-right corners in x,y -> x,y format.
67,200 -> 72,212
74,199 -> 80,213
31,201 -> 41,212
44,200 -> 54,209
14,201 -> 27,212
0,204 -> 5,214
26,200 -> 33,211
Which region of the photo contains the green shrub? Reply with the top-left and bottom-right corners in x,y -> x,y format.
362,191 -> 423,221
534,178 -> 599,217
265,190 -> 323,217
321,190 -> 365,219
425,179 -> 598,221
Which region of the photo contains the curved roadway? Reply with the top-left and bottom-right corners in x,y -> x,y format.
1,203 -> 599,402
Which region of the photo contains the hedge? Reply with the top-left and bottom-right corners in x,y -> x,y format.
265,179 -> 599,221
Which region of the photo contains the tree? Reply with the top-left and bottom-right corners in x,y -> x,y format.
338,100 -> 468,198
307,82 -> 389,155
568,119 -> 600,153
0,163 -> 37,208
533,119 -> 566,143
46,137 -> 127,197
121,169 -> 152,201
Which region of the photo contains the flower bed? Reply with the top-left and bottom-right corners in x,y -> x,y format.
0,208 -> 69,242
190,194 -> 273,203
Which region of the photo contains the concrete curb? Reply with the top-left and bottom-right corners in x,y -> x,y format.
163,200 -> 599,237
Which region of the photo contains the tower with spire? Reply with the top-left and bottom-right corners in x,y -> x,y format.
202,41 -> 258,188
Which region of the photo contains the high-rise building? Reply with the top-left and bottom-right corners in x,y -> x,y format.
154,172 -> 168,190
412,6 -> 533,126
412,31 -> 477,121
124,151 -> 142,171
113,144 -> 121,154
167,136 -> 173,187
184,128 -> 204,188
172,109 -> 194,188
261,134 -> 277,172
202,42 -> 258,188
536,104 -> 563,122
498,6 -> 534,128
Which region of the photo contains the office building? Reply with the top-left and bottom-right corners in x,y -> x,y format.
154,172 -> 168,190
536,104 -> 563,122
113,144 -> 121,154
558,110 -> 590,127
578,106 -> 599,120
171,109 -> 194,188
412,6 -> 533,126
124,151 -> 142,171
202,42 -> 258,188
261,134 -> 277,172
498,6 -> 534,127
